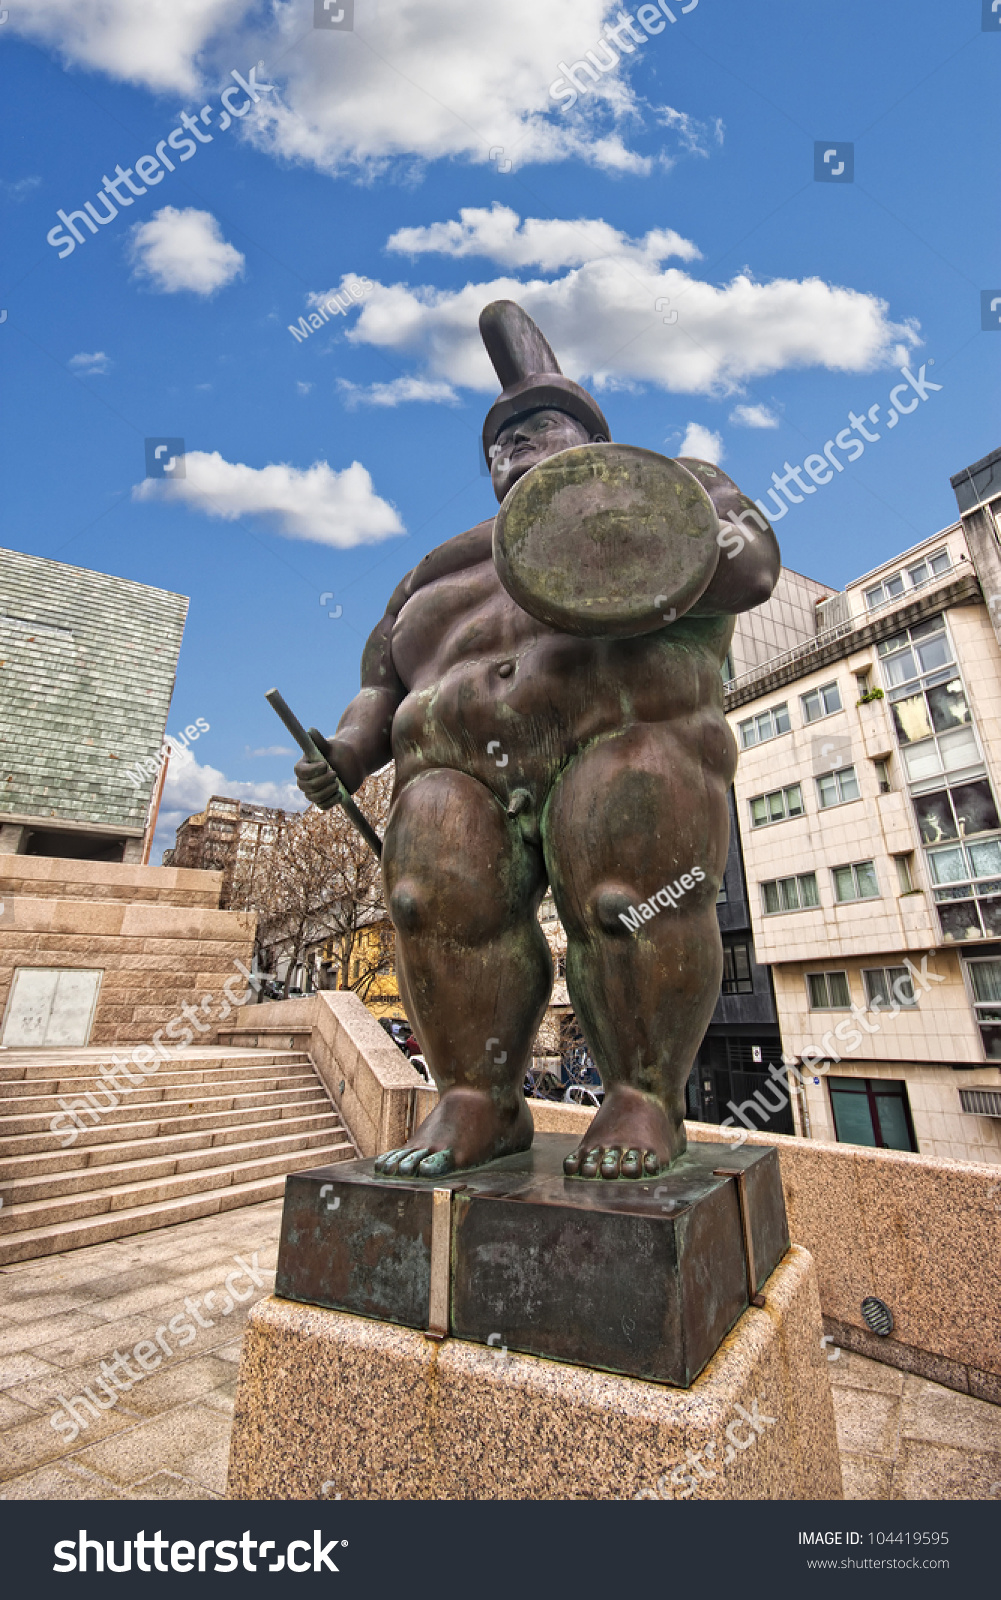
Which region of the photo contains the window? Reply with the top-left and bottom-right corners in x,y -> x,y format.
716,877 -> 728,905
722,943 -> 754,995
874,757 -> 892,793
911,778 -> 1000,846
865,572 -> 905,611
894,853 -> 915,893
864,551 -> 950,613
749,783 -> 804,827
965,957 -> 1001,1060
761,872 -> 819,914
816,766 -> 861,808
806,970 -> 851,1009
801,681 -> 842,722
832,861 -> 879,902
862,966 -> 917,1008
738,703 -> 790,749
828,1076 -> 917,1151
907,549 -> 952,589
877,617 -> 979,783
721,650 -> 734,684
928,838 -> 1001,941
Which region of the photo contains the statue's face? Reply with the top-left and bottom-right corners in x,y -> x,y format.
489,409 -> 593,502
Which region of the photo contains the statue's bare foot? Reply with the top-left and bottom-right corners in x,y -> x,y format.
374,1086 -> 533,1179
563,1084 -> 685,1180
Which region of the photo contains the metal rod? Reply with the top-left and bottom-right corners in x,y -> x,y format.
265,687 -> 383,859
714,1167 -> 765,1308
427,1187 -> 452,1339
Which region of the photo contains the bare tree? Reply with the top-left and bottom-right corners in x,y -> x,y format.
229,767 -> 395,993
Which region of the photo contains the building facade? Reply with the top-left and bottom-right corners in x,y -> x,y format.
723,446 -> 1001,1166
164,795 -> 282,907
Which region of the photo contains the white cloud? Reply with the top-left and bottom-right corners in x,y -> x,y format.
1,176 -> 42,201
344,212 -> 922,397
387,205 -> 702,273
337,376 -> 460,409
133,449 -> 404,548
154,750 -> 305,862
729,403 -> 780,429
656,107 -> 724,158
246,744 -> 294,758
9,1 -> 718,175
128,206 -> 245,296
6,0 -> 247,94
296,381 -> 313,395
68,351 -> 111,375
678,423 -> 724,463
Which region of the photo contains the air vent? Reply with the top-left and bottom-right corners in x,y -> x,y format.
860,1296 -> 893,1337
959,1087 -> 1001,1118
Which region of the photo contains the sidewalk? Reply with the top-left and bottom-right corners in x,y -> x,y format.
1,1201 -> 999,1500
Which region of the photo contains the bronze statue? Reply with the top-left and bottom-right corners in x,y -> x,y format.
295,301 -> 779,1180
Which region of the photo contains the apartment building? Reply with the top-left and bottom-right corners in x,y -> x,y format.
164,795 -> 282,906
724,445 -> 1001,1165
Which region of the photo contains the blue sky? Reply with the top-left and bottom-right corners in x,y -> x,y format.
1,0 -> 998,855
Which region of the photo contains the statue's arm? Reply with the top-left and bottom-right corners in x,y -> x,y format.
689,513 -> 781,616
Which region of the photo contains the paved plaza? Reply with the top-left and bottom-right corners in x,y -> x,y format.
0,1201 -> 999,1501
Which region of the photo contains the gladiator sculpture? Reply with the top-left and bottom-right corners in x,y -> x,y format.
295,301 -> 779,1181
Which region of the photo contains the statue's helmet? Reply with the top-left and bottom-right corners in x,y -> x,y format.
480,300 -> 611,467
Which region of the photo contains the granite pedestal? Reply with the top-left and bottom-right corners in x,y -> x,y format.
227,1243 -> 842,1500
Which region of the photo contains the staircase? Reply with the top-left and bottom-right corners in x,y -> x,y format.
0,1045 -> 356,1266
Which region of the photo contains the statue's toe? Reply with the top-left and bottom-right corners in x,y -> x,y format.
376,1148 -> 405,1175
620,1148 -> 643,1179
599,1147 -> 622,1179
397,1147 -> 432,1177
563,1149 -> 583,1176
643,1150 -> 661,1177
580,1147 -> 601,1178
418,1149 -> 454,1178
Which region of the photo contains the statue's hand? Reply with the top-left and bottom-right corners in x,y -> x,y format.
294,731 -> 347,811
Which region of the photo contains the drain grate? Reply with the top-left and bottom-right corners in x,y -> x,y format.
861,1295 -> 894,1337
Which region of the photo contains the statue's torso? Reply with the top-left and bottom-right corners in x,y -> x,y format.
389,529 -> 737,799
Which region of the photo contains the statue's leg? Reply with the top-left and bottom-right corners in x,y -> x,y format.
544,722 -> 730,1179
374,767 -> 551,1179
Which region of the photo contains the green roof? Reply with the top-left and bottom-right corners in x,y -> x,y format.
0,547 -> 188,832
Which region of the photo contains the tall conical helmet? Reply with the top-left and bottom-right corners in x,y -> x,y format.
480,300 -> 610,463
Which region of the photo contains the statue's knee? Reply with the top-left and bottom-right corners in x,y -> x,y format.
389,877 -> 425,934
593,883 -> 643,937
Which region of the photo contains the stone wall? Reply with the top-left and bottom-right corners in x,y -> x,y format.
0,857 -> 255,1046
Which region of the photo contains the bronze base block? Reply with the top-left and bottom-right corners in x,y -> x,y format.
228,1243 -> 841,1500
274,1133 -> 788,1388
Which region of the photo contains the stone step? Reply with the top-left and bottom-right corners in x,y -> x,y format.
0,1083 -> 328,1139
0,1153 -> 352,1268
0,1091 -> 333,1157
0,1108 -> 342,1179
0,1119 -> 348,1205
0,1133 -> 352,1234
0,1050 -> 312,1083
0,1066 -> 319,1112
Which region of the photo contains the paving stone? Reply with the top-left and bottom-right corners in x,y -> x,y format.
890,1439 -> 1001,1501
831,1385 -> 901,1459
839,1452 -> 895,1500
74,1400 -> 232,1486
127,1469 -> 221,1501
0,1461 -> 128,1500
899,1377 -> 1001,1456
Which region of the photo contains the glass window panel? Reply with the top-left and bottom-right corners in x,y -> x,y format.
885,574 -> 904,597
802,690 -> 820,722
786,784 -> 803,816
887,967 -> 916,1006
891,691 -> 933,745
863,969 -> 889,1006
913,789 -> 958,845
979,1024 -> 1001,1060
839,768 -> 860,801
882,649 -> 917,687
824,683 -> 842,713
939,726 -> 980,772
751,797 -> 767,825
915,633 -> 952,673
779,877 -> 799,910
877,631 -> 907,658
930,550 -> 951,575
865,587 -> 883,611
980,898 -> 1001,937
926,679 -> 970,734
902,740 -> 943,781
830,1089 -> 878,1146
827,972 -> 851,1007
929,846 -> 967,884
952,780 -> 1000,837
874,1092 -> 915,1152
910,615 -> 945,640
740,720 -> 755,748
855,861 -> 879,898
969,839 -> 1001,878
763,881 -> 779,913
908,561 -> 929,585
773,704 -> 790,734
969,959 -> 1001,1004
833,867 -> 855,901
817,775 -> 838,807
937,899 -> 982,940
731,945 -> 751,983
807,974 -> 827,1008
799,873 -> 819,907
768,791 -> 785,821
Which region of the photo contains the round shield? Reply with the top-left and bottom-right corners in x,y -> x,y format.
492,443 -> 720,637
